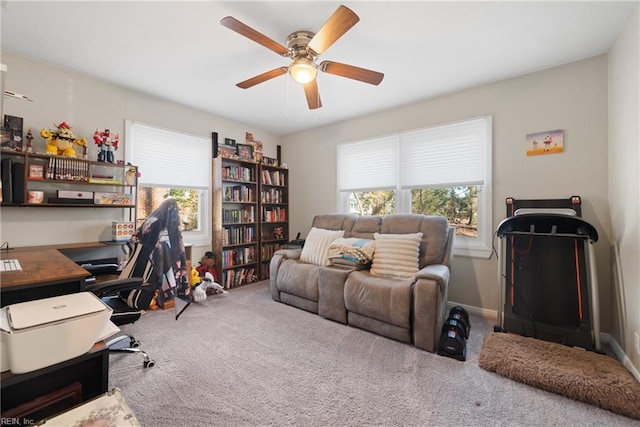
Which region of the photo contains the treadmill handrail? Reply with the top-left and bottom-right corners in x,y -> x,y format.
496,213 -> 598,242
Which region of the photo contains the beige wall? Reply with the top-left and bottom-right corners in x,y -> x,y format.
608,7 -> 640,374
0,51 -> 281,262
282,55 -> 613,330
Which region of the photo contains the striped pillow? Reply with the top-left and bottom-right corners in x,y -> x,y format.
370,232 -> 423,279
300,227 -> 345,266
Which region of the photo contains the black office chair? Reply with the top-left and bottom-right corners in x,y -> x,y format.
85,198 -> 191,368
84,242 -> 156,368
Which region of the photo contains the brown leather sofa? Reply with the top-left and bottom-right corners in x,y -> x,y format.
269,214 -> 455,352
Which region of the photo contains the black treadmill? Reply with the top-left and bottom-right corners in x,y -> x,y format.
495,196 -> 601,351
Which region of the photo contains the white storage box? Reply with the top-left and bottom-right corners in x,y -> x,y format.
112,221 -> 135,242
0,292 -> 112,374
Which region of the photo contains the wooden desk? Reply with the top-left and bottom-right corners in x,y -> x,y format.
0,249 -> 90,307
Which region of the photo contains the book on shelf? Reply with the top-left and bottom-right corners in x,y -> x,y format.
222,164 -> 255,182
222,266 -> 256,289
262,206 -> 287,222
223,206 -> 256,223
261,170 -> 286,186
224,185 -> 255,203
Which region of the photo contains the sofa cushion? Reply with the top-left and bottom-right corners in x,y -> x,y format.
349,216 -> 382,239
328,237 -> 376,265
344,270 -> 413,328
300,227 -> 345,266
370,232 -> 422,279
276,259 -> 320,301
311,214 -> 357,233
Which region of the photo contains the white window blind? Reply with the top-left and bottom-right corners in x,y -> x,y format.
399,117 -> 488,188
338,135 -> 398,192
127,121 -> 210,188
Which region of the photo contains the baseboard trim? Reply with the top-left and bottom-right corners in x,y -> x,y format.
602,333 -> 640,382
447,301 -> 497,320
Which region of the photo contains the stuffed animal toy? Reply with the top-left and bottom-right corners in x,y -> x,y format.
192,272 -> 227,303
189,266 -> 201,287
195,251 -> 218,281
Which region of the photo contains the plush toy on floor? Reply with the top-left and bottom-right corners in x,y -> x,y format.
192,272 -> 228,303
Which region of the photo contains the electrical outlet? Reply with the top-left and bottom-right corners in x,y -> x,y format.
635,332 -> 640,356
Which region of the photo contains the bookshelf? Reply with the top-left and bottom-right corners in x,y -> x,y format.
212,156 -> 259,289
211,139 -> 289,286
259,164 -> 289,279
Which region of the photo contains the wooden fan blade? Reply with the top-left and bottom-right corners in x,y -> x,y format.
307,5 -> 359,56
303,80 -> 322,110
221,16 -> 290,56
237,67 -> 288,89
319,61 -> 384,85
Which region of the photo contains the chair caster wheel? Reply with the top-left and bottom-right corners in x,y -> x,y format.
144,360 -> 155,368
131,340 -> 141,348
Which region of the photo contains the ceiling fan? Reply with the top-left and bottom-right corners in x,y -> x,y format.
220,5 -> 384,110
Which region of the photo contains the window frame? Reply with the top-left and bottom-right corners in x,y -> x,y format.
125,120 -> 211,246
337,116 -> 492,259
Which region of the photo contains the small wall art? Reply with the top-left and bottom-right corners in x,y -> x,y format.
526,129 -> 564,156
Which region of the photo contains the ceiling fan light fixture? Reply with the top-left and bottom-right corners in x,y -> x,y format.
289,58 -> 317,85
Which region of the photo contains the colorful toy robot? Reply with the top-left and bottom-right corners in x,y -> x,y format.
93,129 -> 119,163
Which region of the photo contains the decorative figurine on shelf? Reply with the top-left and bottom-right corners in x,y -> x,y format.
125,165 -> 138,185
274,226 -> 284,240
40,122 -> 87,157
25,128 -> 34,153
93,128 -> 119,163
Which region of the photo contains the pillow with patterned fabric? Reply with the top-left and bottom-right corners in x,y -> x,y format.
370,232 -> 423,280
300,227 -> 345,266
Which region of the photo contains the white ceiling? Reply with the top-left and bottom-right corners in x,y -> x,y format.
1,1 -> 635,136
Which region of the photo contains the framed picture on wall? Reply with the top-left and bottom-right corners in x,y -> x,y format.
526,129 -> 564,156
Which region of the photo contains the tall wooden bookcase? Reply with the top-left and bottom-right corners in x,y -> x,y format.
258,163 -> 289,279
212,155 -> 289,287
212,156 -> 259,288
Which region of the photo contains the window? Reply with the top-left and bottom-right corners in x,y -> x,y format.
125,121 -> 211,246
337,116 -> 492,258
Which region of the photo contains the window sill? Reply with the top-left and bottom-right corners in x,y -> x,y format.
453,245 -> 493,259
183,233 -> 210,247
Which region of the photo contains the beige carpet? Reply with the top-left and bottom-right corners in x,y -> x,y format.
479,332 -> 640,420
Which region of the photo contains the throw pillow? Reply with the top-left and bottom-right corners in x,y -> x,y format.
300,227 -> 345,266
370,232 -> 423,280
328,238 -> 376,265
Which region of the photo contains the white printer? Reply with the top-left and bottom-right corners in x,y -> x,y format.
0,292 -> 113,374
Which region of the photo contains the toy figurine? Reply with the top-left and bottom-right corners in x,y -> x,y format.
93,128 -> 119,163
40,122 -> 87,157
25,128 -> 34,153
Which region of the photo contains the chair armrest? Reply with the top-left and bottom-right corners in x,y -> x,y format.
85,277 -> 145,297
415,264 -> 450,292
269,249 -> 302,301
274,248 -> 302,260
413,264 -> 451,352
